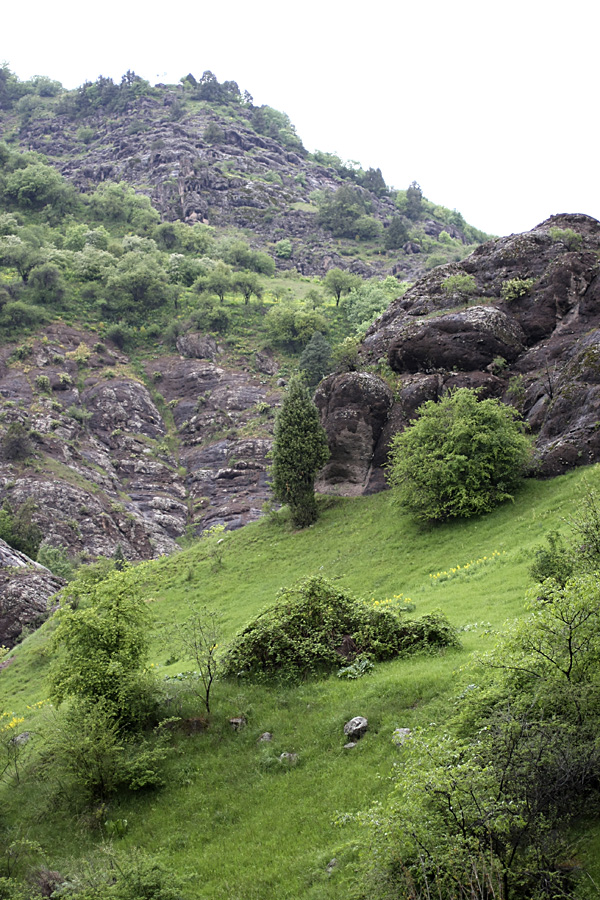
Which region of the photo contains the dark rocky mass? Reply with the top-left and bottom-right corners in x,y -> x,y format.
316,214 -> 600,492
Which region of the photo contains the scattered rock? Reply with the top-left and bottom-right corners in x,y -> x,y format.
279,752 -> 298,764
259,732 -> 273,742
343,742 -> 357,750
392,727 -> 412,746
343,716 -> 368,740
229,716 -> 246,730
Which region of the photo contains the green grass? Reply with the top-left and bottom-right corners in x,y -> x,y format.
2,465 -> 600,897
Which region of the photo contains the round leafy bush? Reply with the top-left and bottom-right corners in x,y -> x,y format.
221,575 -> 459,681
387,388 -> 532,523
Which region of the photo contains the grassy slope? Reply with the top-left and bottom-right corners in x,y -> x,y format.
2,465 -> 600,898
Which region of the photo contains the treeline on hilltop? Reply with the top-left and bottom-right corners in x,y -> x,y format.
0,139 -> 411,378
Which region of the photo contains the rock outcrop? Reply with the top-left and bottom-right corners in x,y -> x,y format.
317,214 -> 600,492
0,539 -> 63,647
0,324 -> 281,570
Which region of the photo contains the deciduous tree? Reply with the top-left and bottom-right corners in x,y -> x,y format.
387,388 -> 532,523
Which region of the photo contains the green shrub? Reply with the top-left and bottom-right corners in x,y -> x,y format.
49,567 -> 158,729
34,374 -> 50,393
549,226 -> 582,250
441,273 -> 477,296
501,277 -> 534,302
387,388 -> 533,523
105,322 -> 134,349
67,405 -> 92,426
529,530 -> 574,586
37,541 -> 75,580
40,700 -> 169,806
2,422 -> 33,460
0,499 -> 42,558
221,574 -> 459,682
274,238 -> 292,259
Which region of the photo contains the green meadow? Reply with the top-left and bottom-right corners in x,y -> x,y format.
2,464 -> 600,899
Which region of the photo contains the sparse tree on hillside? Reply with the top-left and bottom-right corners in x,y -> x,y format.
405,180 -> 423,220
233,271 -> 262,304
323,268 -> 359,306
270,377 -> 329,528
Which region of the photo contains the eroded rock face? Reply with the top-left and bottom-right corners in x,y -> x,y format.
314,373 -> 393,495
0,539 -> 63,647
0,325 -> 281,571
317,214 -> 600,489
387,306 -> 526,374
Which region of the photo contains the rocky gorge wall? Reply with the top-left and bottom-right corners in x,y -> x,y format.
316,214 -> 600,492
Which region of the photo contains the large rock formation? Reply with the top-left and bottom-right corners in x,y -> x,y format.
317,214 -> 600,493
0,324 -> 281,566
0,539 -> 63,647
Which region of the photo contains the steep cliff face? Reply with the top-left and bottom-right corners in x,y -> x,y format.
317,214 -> 600,492
0,324 -> 281,567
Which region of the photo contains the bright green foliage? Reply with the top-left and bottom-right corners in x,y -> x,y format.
232,270 -> 262,304
2,164 -> 74,213
343,281 -> 391,332
274,238 -> 292,259
105,253 -> 169,315
90,181 -> 159,231
530,486 -> 600,585
441,272 -> 477,296
222,574 -> 459,681
40,699 -> 169,805
42,847 -> 186,900
367,575 -> 600,899
322,267 -> 360,306
265,302 -> 327,348
36,541 -> 75,580
49,567 -> 155,727
269,377 -> 329,527
549,226 -> 582,250
501,276 -> 535,302
387,388 -> 532,522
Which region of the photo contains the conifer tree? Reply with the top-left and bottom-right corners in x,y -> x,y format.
270,377 -> 329,527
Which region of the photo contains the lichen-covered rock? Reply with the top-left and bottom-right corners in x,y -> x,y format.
387,305 -> 526,374
0,539 -> 63,647
314,214 -> 600,489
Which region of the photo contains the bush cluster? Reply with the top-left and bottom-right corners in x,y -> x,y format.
221,575 -> 459,681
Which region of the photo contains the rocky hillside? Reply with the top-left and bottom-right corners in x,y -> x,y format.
0,71 -> 487,280
316,213 -> 600,493
4,213 -> 600,645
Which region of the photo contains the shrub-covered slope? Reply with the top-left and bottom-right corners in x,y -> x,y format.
1,466 -> 600,899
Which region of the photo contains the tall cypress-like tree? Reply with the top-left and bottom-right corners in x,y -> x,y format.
270,377 -> 330,528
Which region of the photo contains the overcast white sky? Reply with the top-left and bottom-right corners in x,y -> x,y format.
3,0 -> 598,237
